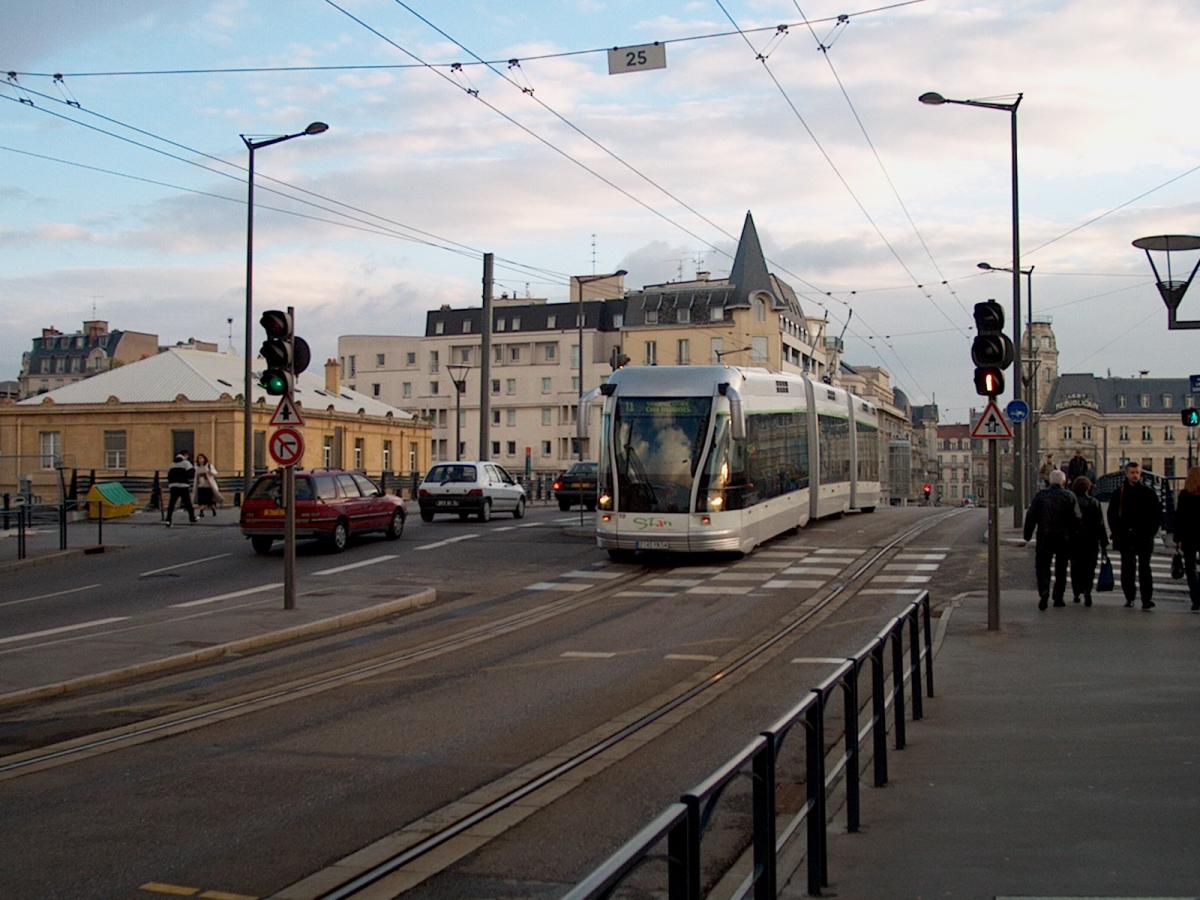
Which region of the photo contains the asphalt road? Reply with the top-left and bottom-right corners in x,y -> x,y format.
0,505 -> 986,899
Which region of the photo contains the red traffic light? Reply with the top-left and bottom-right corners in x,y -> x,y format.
974,368 -> 1004,396
260,309 -> 291,339
922,483 -> 932,495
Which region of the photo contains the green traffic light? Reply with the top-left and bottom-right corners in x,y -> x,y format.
260,371 -> 289,396
1182,408 -> 1200,427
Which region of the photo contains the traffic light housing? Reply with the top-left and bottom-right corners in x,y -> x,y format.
609,345 -> 630,371
1182,408 -> 1199,427
971,299 -> 1013,397
258,309 -> 311,397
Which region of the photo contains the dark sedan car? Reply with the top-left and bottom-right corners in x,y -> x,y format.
240,470 -> 406,554
554,460 -> 599,511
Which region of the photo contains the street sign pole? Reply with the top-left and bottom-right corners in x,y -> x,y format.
284,305 -> 297,611
988,439 -> 1000,631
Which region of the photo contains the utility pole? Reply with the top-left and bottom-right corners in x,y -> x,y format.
479,253 -> 493,461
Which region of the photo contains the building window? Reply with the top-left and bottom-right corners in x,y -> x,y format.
751,336 -> 768,364
323,435 -> 333,468
104,431 -> 127,468
402,382 -> 412,398
545,344 -> 556,361
646,309 -> 659,325
710,306 -> 724,322
496,319 -> 506,332
547,314 -> 556,329
1140,394 -> 1151,408
429,350 -> 439,373
678,307 -> 691,324
494,345 -> 503,363
1062,426 -> 1073,441
1142,425 -> 1153,442
349,355 -> 357,376
435,321 -> 444,335
1163,393 -> 1173,408
506,409 -> 517,426
383,441 -> 392,471
645,341 -> 657,366
406,352 -> 416,366
492,379 -> 501,395
1119,426 -> 1130,442
354,438 -> 364,470
542,440 -> 552,455
755,296 -> 768,322
492,441 -> 501,456
571,376 -> 580,392
376,353 -> 385,367
542,407 -> 552,426
430,381 -> 439,395
612,313 -> 624,328
39,431 -> 60,469
677,339 -> 690,365
506,378 -> 516,395
1082,424 -> 1092,440
542,377 -> 552,394
711,337 -> 723,363
510,346 -> 520,362
462,320 -> 471,333
1165,425 -> 1175,442
570,344 -> 580,369
492,409 -> 501,426
512,316 -> 521,330
1117,395 -> 1127,408
576,313 -> 584,328
372,383 -> 381,397
459,348 -> 471,364
507,441 -> 517,456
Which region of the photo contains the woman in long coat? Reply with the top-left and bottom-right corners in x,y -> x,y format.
194,453 -> 224,517
1069,476 -> 1107,607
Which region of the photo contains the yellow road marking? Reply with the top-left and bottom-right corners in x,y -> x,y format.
139,885 -> 199,897
200,891 -> 258,900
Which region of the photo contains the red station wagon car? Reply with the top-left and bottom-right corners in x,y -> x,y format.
240,470 -> 406,554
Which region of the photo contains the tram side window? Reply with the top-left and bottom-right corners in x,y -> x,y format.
856,422 -> 880,481
818,415 -> 851,482
745,411 -> 809,501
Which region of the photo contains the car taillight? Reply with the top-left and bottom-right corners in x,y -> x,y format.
467,488 -> 483,497
552,481 -> 562,491
418,489 -> 429,497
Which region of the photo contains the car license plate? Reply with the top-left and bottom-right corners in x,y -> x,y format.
262,509 -> 284,517
436,499 -> 457,506
636,540 -> 668,550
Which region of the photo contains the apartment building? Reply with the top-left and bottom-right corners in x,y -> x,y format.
19,320 -> 158,398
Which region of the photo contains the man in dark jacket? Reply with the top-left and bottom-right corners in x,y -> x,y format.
165,453 -> 196,526
1023,469 -> 1082,610
1106,460 -> 1162,609
1066,450 -> 1089,482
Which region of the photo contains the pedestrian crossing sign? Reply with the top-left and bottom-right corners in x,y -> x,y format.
970,400 -> 1013,440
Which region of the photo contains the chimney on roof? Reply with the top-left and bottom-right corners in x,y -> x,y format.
325,358 -> 340,394
83,320 -> 108,340
42,327 -> 61,340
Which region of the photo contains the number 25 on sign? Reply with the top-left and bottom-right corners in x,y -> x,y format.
607,43 -> 666,75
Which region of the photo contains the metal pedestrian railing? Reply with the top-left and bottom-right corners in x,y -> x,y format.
565,592 -> 935,900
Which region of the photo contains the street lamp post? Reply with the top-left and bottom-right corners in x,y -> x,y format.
240,121 -> 328,497
921,90 -> 1024,527
448,364 -> 472,461
980,261 -> 1035,501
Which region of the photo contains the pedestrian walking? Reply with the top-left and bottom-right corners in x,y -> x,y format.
1039,454 -> 1056,488
194,453 -> 223,517
1066,450 -> 1089,483
1068,476 -> 1107,607
1106,460 -> 1162,609
1174,465 -> 1200,611
165,452 -> 197,526
1023,469 -> 1081,610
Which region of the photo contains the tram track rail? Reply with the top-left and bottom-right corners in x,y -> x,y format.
310,509 -> 963,899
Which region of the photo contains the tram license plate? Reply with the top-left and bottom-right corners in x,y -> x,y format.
636,540 -> 668,550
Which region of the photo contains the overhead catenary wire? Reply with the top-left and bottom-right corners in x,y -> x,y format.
3,1 -> 929,79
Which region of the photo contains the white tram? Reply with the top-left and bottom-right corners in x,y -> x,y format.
588,366 -> 880,557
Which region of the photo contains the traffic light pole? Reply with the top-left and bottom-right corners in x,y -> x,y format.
988,439 -> 1000,631
284,305 -> 296,611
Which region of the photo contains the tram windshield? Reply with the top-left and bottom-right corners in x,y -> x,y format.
612,397 -> 712,513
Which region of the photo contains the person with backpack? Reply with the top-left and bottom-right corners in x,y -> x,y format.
1068,476 -> 1107,607
1106,460 -> 1162,609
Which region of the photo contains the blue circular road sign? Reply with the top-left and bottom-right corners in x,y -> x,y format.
1006,399 -> 1029,423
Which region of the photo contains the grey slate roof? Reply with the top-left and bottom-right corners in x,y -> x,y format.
425,299 -> 624,337
18,348 -> 413,419
1043,373 -> 1193,415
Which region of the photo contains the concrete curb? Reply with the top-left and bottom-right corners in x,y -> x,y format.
0,546 -> 127,575
0,587 -> 437,711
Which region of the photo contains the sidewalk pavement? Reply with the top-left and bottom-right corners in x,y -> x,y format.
0,584 -> 436,710
815,585 -> 1200,899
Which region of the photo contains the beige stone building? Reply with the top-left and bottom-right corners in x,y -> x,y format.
18,320 -> 159,399
0,349 -> 430,499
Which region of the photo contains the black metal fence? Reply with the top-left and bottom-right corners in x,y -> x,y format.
565,592 -> 935,899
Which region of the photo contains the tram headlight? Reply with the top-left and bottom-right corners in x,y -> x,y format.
598,493 -> 612,509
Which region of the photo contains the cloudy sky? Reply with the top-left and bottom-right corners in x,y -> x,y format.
2,0 -> 1198,420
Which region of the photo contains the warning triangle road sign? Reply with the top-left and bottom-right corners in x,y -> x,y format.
970,400 -> 1013,440
270,396 -> 305,427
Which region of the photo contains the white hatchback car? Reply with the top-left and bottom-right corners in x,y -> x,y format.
417,461 -> 527,522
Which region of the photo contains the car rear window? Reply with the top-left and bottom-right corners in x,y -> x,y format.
426,464 -> 477,483
313,474 -> 338,499
247,476 -> 314,500
566,462 -> 598,475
